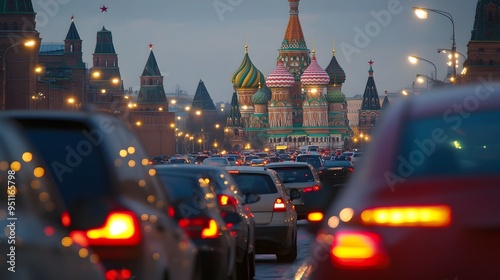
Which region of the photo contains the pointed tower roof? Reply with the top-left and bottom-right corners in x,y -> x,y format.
192,79 -> 217,111
231,44 -> 265,88
361,60 -> 381,110
471,0 -> 500,40
227,90 -> 243,127
94,26 -> 116,54
266,60 -> 295,88
300,51 -> 330,85
325,40 -> 346,85
142,46 -> 162,76
281,0 -> 307,50
382,90 -> 390,109
0,0 -> 34,13
65,17 -> 81,40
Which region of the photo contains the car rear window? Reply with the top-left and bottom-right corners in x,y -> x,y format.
396,111 -> 500,178
156,174 -> 203,201
230,173 -> 277,194
267,166 -> 314,183
18,120 -> 112,206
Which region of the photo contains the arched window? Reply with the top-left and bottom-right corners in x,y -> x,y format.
95,58 -> 99,66
70,43 -> 74,52
113,60 -> 116,67
149,78 -> 153,85
105,58 -> 108,66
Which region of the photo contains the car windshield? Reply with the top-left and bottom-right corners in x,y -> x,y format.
269,166 -> 315,183
397,111 -> 500,178
230,173 -> 277,194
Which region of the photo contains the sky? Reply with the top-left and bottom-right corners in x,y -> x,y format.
34,0 -> 478,102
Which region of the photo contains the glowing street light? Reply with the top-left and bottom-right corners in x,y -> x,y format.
408,55 -> 438,80
413,6 -> 456,83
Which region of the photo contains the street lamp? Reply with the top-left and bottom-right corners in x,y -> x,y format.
408,55 -> 438,80
2,40 -> 37,110
416,73 -> 445,88
413,6 -> 456,83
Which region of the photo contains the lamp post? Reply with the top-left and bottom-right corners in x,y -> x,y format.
413,6 -> 456,83
416,73 -> 445,88
408,55 -> 438,80
2,40 -> 36,110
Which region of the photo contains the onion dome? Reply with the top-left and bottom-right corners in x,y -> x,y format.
326,89 -> 346,103
266,60 -> 295,88
325,49 -> 346,85
252,84 -> 270,104
300,51 -> 330,85
231,45 -> 265,88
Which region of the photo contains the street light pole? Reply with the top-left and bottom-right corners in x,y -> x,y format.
409,55 -> 438,81
413,7 -> 456,82
2,40 -> 36,110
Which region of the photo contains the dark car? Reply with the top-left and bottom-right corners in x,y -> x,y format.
149,155 -> 166,165
267,156 -> 282,163
154,168 -> 239,279
154,164 -> 259,279
317,160 -> 355,189
1,111 -> 199,280
193,155 -> 209,165
0,119 -> 106,280
300,85 -> 500,279
295,154 -> 324,169
244,155 -> 259,165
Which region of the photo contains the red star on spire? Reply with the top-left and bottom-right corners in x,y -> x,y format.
100,5 -> 108,12
149,43 -> 153,50
368,60 -> 374,66
71,15 -> 74,21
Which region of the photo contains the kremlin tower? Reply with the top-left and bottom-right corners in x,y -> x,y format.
358,61 -> 382,135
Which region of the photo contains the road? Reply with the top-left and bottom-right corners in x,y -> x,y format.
254,220 -> 314,279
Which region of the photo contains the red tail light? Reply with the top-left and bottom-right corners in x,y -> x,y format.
61,211 -> 71,227
273,198 -> 286,212
105,268 -> 132,280
178,217 -> 219,239
330,230 -> 388,268
70,211 -> 141,247
302,185 -> 321,193
346,167 -> 354,172
218,194 -> 237,212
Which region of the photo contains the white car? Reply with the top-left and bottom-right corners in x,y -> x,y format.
227,166 -> 299,262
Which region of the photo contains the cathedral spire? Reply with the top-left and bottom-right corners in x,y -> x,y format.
281,0 -> 307,50
361,60 -> 381,110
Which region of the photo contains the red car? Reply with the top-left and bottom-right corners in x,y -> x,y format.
299,85 -> 500,279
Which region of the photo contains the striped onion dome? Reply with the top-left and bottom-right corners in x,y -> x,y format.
300,51 -> 330,86
252,84 -> 270,104
231,47 -> 265,88
266,60 -> 295,88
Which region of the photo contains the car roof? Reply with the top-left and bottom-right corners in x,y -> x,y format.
267,161 -> 312,168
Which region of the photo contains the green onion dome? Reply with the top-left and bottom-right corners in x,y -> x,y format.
231,48 -> 265,88
326,89 -> 346,103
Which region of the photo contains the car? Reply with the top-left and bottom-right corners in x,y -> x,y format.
299,85 -> 500,279
0,119 -> 106,280
149,155 -> 166,165
295,154 -> 324,169
244,155 -> 259,165
316,160 -> 355,189
278,154 -> 291,161
154,168 -> 239,279
226,166 -> 300,263
193,155 -> 209,165
202,157 -> 231,166
267,156 -> 282,163
154,164 -> 259,279
266,162 -> 323,220
1,111 -> 199,280
250,158 -> 267,167
168,156 -> 190,164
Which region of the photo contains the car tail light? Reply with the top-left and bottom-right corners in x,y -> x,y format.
361,205 -> 451,227
302,185 -> 321,193
218,194 -> 237,212
105,268 -> 132,280
346,167 -> 354,172
330,230 -> 388,268
61,211 -> 71,227
70,211 -> 141,247
273,198 -> 286,212
178,217 -> 219,239
307,212 -> 324,222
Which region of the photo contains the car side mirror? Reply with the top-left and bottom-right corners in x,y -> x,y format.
244,193 -> 260,205
289,188 -> 301,201
223,211 -> 242,224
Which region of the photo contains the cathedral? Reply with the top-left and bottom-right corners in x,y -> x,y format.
225,0 -> 351,152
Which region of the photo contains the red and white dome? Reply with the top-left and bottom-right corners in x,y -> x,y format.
265,60 -> 296,88
300,52 -> 330,86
